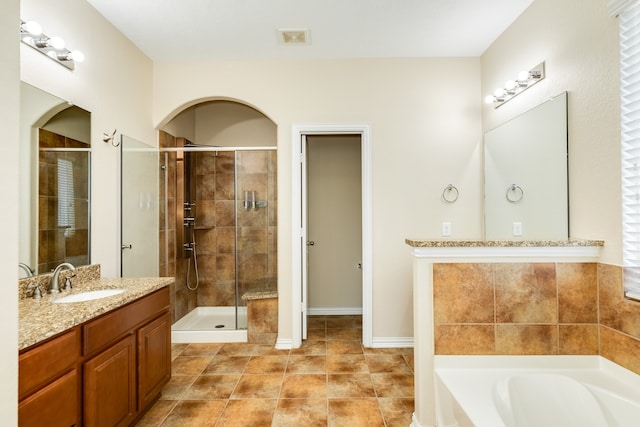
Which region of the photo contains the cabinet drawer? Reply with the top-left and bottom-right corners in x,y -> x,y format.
19,327 -> 80,400
83,287 -> 169,355
19,369 -> 79,427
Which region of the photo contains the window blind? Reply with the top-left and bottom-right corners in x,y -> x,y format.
57,158 -> 76,237
620,1 -> 640,300
609,0 -> 640,17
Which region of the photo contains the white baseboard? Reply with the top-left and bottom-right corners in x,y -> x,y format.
370,337 -> 414,348
275,338 -> 293,350
308,307 -> 363,316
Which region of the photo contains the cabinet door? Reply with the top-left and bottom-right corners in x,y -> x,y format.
138,312 -> 171,410
84,335 -> 136,427
19,369 -> 79,427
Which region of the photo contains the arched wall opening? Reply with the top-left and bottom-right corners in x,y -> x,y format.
156,98 -> 278,343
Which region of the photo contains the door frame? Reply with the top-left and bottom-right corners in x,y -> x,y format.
291,124 -> 372,348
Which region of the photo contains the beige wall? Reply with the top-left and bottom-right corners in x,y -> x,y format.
1,0 -> 20,421
154,58 -> 483,342
195,101 -> 277,147
482,0 -> 621,265
20,0 -> 154,278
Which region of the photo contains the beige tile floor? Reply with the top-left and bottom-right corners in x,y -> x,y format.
135,315 -> 414,426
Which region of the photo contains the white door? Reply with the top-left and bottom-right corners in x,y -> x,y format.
120,135 -> 159,277
300,135 -> 309,339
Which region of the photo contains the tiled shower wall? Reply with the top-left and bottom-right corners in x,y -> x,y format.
433,262 -> 640,375
193,150 -> 278,308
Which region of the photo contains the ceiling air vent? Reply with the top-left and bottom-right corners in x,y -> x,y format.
278,29 -> 310,45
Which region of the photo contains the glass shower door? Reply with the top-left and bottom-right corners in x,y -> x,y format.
120,135 -> 159,277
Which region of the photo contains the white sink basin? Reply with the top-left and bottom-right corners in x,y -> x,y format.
53,289 -> 126,303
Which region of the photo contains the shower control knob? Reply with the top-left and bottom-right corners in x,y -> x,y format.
307,241 -> 315,246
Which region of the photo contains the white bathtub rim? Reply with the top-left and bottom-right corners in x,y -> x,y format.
434,355 -> 640,427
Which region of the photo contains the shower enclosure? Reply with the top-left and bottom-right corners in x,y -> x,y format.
160,136 -> 277,343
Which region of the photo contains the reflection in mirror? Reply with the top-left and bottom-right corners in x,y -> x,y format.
19,82 -> 91,277
484,92 -> 568,240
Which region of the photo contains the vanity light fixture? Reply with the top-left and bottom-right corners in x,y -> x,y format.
484,62 -> 545,108
20,19 -> 84,70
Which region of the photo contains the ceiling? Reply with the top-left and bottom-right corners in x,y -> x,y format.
86,0 -> 534,61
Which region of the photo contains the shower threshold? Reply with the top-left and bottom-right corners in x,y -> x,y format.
172,306 -> 248,343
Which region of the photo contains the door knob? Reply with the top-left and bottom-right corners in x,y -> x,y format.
121,244 -> 132,250
306,241 -> 315,246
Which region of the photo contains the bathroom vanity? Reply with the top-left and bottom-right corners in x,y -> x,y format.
18,273 -> 173,427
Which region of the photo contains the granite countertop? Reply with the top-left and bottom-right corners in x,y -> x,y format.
19,277 -> 173,351
405,238 -> 605,248
241,290 -> 278,301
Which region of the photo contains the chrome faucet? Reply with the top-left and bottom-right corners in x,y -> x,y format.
49,263 -> 76,293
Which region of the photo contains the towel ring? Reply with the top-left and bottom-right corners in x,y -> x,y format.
442,184 -> 459,203
506,184 -> 524,203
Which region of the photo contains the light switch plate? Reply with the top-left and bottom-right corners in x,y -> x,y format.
513,222 -> 523,236
442,222 -> 452,236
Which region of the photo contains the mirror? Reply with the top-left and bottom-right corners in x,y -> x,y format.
19,82 -> 91,277
484,92 -> 568,240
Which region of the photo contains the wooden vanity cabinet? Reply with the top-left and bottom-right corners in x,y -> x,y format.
82,287 -> 170,426
18,286 -> 171,427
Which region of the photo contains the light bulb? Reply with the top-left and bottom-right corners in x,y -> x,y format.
505,80 -> 517,90
21,20 -> 42,36
484,95 -> 495,104
494,88 -> 505,97
70,50 -> 84,62
517,70 -> 529,81
48,36 -> 65,50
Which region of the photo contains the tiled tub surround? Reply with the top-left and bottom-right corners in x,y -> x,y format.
434,262 -> 601,356
432,261 -> 640,372
407,239 -> 607,427
19,266 -> 173,350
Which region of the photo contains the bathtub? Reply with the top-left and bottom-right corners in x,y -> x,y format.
434,356 -> 640,427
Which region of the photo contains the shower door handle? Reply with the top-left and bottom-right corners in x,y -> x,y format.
306,241 -> 315,246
